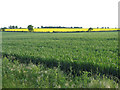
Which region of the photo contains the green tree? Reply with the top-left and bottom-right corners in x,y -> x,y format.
88,27 -> 93,32
27,25 -> 34,32
12,26 -> 15,29
15,26 -> 18,29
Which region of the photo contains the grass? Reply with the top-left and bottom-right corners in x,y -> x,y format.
2,31 -> 119,88
2,57 -> 118,88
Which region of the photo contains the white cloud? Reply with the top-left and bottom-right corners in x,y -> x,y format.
0,0 -> 119,28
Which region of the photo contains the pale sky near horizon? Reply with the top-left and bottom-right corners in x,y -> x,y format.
0,0 -> 119,28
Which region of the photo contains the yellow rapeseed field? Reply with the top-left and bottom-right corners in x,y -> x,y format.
92,28 -> 118,31
5,29 -> 29,32
4,28 -> 119,32
34,28 -> 88,32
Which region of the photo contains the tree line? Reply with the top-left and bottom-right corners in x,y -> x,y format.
0,25 -> 113,32
0,25 -> 34,32
1,25 -> 24,31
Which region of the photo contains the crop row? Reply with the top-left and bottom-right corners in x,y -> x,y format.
2,32 -> 119,78
3,57 -> 119,88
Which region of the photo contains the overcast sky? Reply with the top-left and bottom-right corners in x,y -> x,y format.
0,0 -> 119,28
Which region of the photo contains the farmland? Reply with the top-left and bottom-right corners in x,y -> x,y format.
4,28 -> 119,32
2,31 -> 119,88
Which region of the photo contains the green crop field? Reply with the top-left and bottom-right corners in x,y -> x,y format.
2,32 -> 119,88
